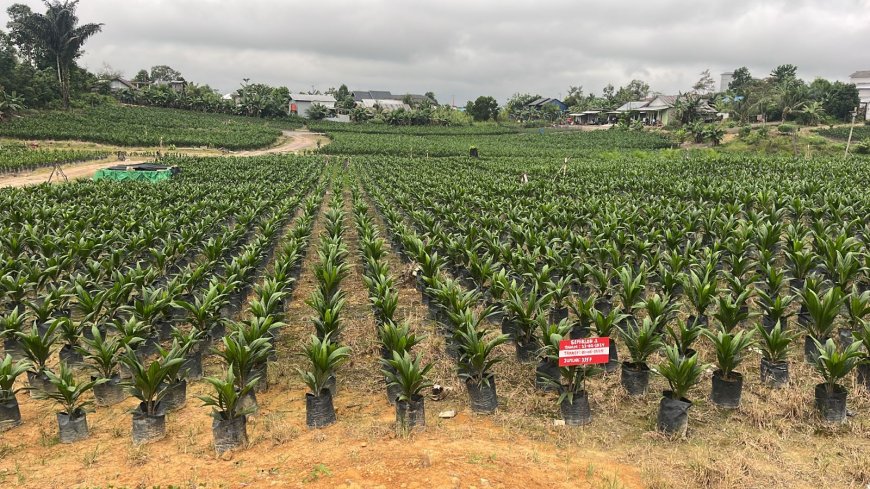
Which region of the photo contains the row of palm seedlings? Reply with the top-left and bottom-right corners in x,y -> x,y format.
299,190 -> 351,429
0,156 -> 323,441
197,187 -> 324,454
357,183 -> 516,419
358,156 -> 870,433
350,188 -> 432,430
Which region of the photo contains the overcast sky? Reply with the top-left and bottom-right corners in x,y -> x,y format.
3,0 -> 869,104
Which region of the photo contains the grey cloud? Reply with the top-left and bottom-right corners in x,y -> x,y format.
2,0 -> 869,104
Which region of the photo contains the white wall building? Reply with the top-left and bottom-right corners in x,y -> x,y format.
289,94 -> 336,117
851,70 -> 870,120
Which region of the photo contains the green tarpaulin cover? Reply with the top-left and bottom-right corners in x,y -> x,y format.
93,169 -> 174,182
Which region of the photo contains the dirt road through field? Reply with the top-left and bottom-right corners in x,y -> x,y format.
0,130 -> 327,187
233,130 -> 329,156
0,157 -> 147,188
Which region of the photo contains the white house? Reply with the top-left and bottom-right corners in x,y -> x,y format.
289,93 -> 336,117
104,77 -> 136,92
850,70 -> 870,120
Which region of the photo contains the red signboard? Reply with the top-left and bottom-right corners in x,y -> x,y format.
558,337 -> 610,367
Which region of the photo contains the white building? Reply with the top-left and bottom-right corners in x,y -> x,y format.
720,72 -> 734,92
288,94 -> 336,117
850,70 -> 870,120
104,78 -> 136,92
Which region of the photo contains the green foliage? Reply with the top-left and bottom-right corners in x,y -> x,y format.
297,334 -> 349,394
0,354 -> 31,400
16,323 -> 58,371
0,105 -> 282,149
77,325 -> 122,379
198,369 -> 257,420
35,362 -> 103,416
619,317 -> 665,365
120,349 -> 185,415
756,322 -> 795,363
381,351 -> 433,402
655,346 -> 707,400
703,328 -> 755,380
813,338 -> 863,393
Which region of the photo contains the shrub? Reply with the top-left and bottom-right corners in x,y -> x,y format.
777,124 -> 797,134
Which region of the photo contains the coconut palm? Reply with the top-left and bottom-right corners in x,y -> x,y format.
13,1 -> 103,108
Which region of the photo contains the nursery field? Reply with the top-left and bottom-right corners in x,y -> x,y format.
0,140 -> 109,174
0,105 -> 292,150
1,122 -> 870,489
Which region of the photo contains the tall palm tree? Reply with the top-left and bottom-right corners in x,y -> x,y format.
19,1 -> 103,109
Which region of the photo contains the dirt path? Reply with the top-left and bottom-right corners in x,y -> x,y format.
233,130 -> 329,156
0,130 -> 328,188
0,157 -> 148,188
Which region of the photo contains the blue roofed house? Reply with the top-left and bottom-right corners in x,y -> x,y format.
525,97 -> 568,113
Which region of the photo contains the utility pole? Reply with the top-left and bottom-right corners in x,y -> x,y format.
845,106 -> 858,157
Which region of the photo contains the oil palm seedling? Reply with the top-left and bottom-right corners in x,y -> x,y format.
616,264 -> 646,324
812,339 -> 863,423
683,269 -> 716,327
543,340 -> 599,426
654,346 -> 707,436
536,318 -> 573,391
171,326 -> 206,380
703,328 -> 755,408
78,325 -> 126,406
637,293 -> 678,332
298,334 -> 349,428
382,351 -> 433,429
590,306 -> 627,373
853,322 -> 870,391
0,307 -> 26,359
618,318 -> 665,396
800,286 -> 845,363
215,331 -> 270,411
842,287 -> 870,348
55,317 -> 85,365
712,289 -> 754,333
546,276 -> 573,323
756,288 -> 795,332
503,283 -> 552,361
121,349 -> 186,444
455,317 -> 510,413
16,323 -> 59,395
36,363 -> 104,443
0,354 -> 31,430
157,343 -> 190,411
199,369 -> 257,454
567,294 -> 596,339
756,322 -> 795,387
378,320 -> 425,403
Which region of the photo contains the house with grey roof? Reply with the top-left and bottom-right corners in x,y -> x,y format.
612,95 -> 716,125
850,70 -> 870,120
351,90 -> 433,111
